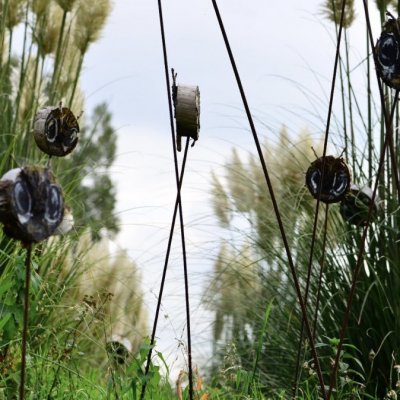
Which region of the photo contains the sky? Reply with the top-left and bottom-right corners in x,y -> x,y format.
79,0 -> 383,379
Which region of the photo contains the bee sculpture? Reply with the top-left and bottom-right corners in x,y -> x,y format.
33,105 -> 80,157
0,166 -> 64,243
375,13 -> 400,89
306,155 -> 350,204
340,184 -> 380,226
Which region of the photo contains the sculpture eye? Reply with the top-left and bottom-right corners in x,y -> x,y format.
332,170 -> 349,198
13,181 -> 32,224
47,117 -> 58,143
64,127 -> 78,146
379,33 -> 398,67
308,169 -> 321,194
45,185 -> 63,224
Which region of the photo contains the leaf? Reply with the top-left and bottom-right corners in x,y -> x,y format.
0,313 -> 11,330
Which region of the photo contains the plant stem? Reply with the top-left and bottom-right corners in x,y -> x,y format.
344,30 -> 356,175
50,9 -> 68,104
69,52 -> 85,108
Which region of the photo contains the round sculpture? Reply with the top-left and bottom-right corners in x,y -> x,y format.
306,155 -> 350,204
106,334 -> 132,365
375,15 -> 400,89
0,166 -> 64,243
33,106 -> 79,156
340,184 -> 380,226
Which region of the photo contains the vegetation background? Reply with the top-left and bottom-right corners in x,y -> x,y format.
1,0 -> 400,399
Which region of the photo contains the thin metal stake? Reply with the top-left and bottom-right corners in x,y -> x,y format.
19,243 -> 32,400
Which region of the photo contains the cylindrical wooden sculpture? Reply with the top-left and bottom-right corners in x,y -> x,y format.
375,15 -> 400,89
0,166 -> 64,243
33,106 -> 79,156
340,184 -> 380,226
174,85 -> 200,151
306,155 -> 350,204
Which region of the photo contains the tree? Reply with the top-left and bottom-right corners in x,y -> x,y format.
59,103 -> 120,239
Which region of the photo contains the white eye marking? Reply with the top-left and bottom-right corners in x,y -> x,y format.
69,128 -> 78,141
331,171 -> 348,197
46,117 -> 58,143
13,181 -> 32,224
45,185 -> 63,224
309,170 -> 321,194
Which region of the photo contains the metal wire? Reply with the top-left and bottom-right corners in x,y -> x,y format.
326,2 -> 400,396
140,138 -> 191,400
293,1 -> 347,394
19,243 -> 32,400
312,204 -> 330,342
140,1 -> 195,398
210,1 -> 326,398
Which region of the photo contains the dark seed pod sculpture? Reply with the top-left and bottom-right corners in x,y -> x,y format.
306,155 -> 350,204
340,184 -> 380,226
0,166 -> 64,243
375,15 -> 400,89
33,106 -> 79,156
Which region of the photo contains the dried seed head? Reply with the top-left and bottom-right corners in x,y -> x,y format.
54,0 -> 78,12
35,3 -> 64,56
31,0 -> 51,16
73,0 -> 111,54
369,349 -> 376,361
386,390 -> 397,400
1,0 -> 25,29
322,0 -> 356,28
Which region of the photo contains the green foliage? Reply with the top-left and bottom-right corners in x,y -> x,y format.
0,1 -> 149,398
59,103 -> 120,238
206,4 -> 400,400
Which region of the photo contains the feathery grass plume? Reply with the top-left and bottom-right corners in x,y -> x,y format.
227,148 -> 255,213
71,232 -> 148,362
0,31 -> 10,65
106,249 -> 148,355
207,128 -> 347,393
55,42 -> 81,98
18,56 -> 38,123
321,0 -> 356,28
68,0 -> 111,105
31,0 -> 50,16
211,172 -> 231,227
73,0 -> 111,55
2,0 -> 25,30
206,242 -> 260,343
34,3 -> 64,57
54,0 -> 78,12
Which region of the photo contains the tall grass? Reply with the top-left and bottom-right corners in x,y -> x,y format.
0,1 -> 151,398
206,1 -> 400,398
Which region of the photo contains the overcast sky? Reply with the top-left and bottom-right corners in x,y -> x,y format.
79,0 -> 382,378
